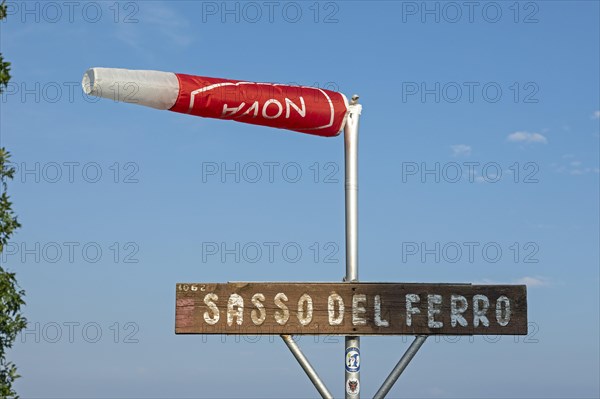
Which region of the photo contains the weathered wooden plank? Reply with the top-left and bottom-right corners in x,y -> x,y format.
175,282 -> 527,335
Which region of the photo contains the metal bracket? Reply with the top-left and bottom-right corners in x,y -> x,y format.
281,335 -> 334,399
373,335 -> 428,399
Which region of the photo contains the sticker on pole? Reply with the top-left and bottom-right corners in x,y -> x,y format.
346,378 -> 360,396
345,347 -> 360,372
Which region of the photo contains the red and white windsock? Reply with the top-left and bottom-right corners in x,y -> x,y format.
82,68 -> 349,137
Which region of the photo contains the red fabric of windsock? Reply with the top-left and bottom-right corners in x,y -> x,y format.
83,68 -> 349,137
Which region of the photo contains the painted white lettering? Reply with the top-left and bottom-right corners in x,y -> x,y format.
285,97 -> 306,118
241,101 -> 259,117
251,293 -> 266,326
374,295 -> 389,327
274,293 -> 289,325
227,293 -> 244,326
222,103 -> 245,118
496,296 -> 511,326
328,293 -> 344,325
406,294 -> 420,327
203,293 -> 220,325
262,99 -> 283,119
352,294 -> 367,326
427,294 -> 443,329
473,294 -> 490,327
297,294 -> 314,326
451,295 -> 468,327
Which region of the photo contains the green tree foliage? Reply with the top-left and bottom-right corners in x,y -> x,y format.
0,1 -> 27,397
0,4 -> 9,89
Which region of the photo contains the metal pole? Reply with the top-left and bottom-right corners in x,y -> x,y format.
281,335 -> 334,399
344,95 -> 362,398
372,335 -> 428,399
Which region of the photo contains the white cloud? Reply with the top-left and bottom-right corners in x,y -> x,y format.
553,158 -> 598,176
507,131 -> 548,144
450,144 -> 471,157
114,2 -> 193,52
474,276 -> 550,287
592,110 -> 600,119
141,4 -> 193,47
514,276 -> 550,287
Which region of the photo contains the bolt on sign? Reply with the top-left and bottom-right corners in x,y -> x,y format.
176,282 -> 527,335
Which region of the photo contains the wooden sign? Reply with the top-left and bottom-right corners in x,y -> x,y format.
176,282 -> 527,336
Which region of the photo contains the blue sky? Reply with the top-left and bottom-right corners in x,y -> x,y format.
1,1 -> 599,398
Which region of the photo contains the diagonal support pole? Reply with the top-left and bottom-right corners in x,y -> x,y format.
372,335 -> 428,399
281,335 -> 334,399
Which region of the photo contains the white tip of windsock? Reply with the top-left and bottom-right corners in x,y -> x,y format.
82,67 -> 179,110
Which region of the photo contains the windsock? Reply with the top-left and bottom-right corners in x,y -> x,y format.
82,68 -> 349,137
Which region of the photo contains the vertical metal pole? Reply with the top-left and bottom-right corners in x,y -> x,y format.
344,95 -> 362,398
